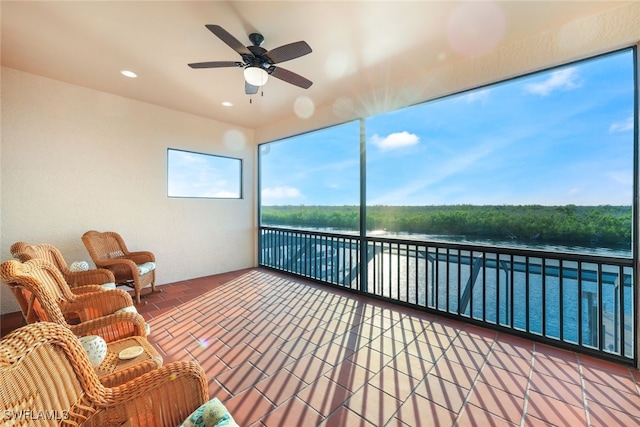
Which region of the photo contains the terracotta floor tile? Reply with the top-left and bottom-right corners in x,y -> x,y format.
581,363 -> 637,394
394,392 -> 457,427
431,358 -> 479,390
454,329 -> 495,355
534,343 -> 580,366
414,327 -> 457,349
323,360 -> 374,392
526,390 -> 587,426
487,349 -> 532,377
218,342 -> 259,368
344,384 -> 403,426
533,355 -> 582,385
286,353 -> 336,384
223,388 -> 276,426
368,365 -> 421,401
318,407 -> 376,427
366,334 -> 407,357
455,403 -> 518,427
585,381 -> 640,418
387,350 -> 434,381
588,401 -> 640,427
414,374 -> 469,413
493,334 -> 535,359
529,370 -> 584,407
403,338 -> 446,363
217,362 -> 268,395
5,268 -> 637,427
311,340 -> 359,366
249,347 -> 297,376
255,369 -> 308,406
476,364 -> 529,397
347,345 -> 393,374
277,337 -> 319,360
246,332 -> 287,354
300,325 -> 344,346
466,381 -> 525,425
444,343 -> 487,370
296,376 -> 351,416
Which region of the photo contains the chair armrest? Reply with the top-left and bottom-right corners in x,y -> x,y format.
69,311 -> 147,342
64,268 -> 115,288
91,361 -> 208,427
62,289 -> 135,322
70,284 -> 108,295
126,251 -> 155,264
94,258 -> 138,270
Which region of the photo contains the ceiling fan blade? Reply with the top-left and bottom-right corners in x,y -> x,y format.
245,81 -> 259,95
264,41 -> 312,64
188,61 -> 243,69
269,66 -> 313,89
205,25 -> 252,56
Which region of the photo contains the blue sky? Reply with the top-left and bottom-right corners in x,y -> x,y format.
168,149 -> 241,198
261,49 -> 635,206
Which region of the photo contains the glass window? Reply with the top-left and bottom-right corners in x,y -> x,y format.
167,148 -> 242,199
365,49 -> 635,255
259,121 -> 361,231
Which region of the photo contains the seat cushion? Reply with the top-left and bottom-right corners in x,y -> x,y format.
179,397 -> 238,427
136,262 -> 155,275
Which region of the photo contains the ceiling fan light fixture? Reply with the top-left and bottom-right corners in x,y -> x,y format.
244,66 -> 268,86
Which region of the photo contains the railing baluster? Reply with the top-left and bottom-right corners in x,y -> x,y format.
258,226 -> 635,365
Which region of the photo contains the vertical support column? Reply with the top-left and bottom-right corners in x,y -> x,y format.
633,44 -> 640,369
360,118 -> 368,293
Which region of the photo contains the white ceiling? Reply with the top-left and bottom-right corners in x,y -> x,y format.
0,1 -> 631,130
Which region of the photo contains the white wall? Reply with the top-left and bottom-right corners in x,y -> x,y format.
1,68 -> 256,314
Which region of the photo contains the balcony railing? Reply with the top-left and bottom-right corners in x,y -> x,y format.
259,226 -> 636,365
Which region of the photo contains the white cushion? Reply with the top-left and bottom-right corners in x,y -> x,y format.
69,261 -> 89,272
101,282 -> 117,290
137,261 -> 156,275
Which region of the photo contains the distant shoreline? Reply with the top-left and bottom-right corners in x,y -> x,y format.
261,204 -> 632,249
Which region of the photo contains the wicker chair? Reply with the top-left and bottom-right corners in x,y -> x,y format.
1,259 -> 163,386
11,241 -> 115,290
0,259 -> 146,342
82,230 -> 160,304
0,322 -> 208,427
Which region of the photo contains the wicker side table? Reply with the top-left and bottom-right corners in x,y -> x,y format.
95,336 -> 163,387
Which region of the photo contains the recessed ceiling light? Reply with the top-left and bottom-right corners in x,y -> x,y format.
120,70 -> 138,78
222,101 -> 233,107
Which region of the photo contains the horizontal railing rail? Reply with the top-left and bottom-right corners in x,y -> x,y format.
259,226 -> 635,365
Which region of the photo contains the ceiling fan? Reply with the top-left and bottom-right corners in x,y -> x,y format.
188,24 -> 313,95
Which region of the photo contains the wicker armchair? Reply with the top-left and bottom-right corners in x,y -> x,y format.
0,322 -> 208,427
82,230 -> 160,304
11,241 -> 115,290
1,259 -> 163,386
0,259 -> 146,342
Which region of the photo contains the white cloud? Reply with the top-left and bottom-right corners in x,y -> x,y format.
524,68 -> 580,96
609,116 -> 634,133
371,131 -> 420,151
262,186 -> 302,200
464,89 -> 490,104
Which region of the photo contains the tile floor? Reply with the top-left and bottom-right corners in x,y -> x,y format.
3,267 -> 640,426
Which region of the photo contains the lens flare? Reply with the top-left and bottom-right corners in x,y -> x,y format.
294,96 -> 315,119
223,129 -> 246,151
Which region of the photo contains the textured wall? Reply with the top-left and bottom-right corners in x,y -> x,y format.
1,68 -> 256,314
